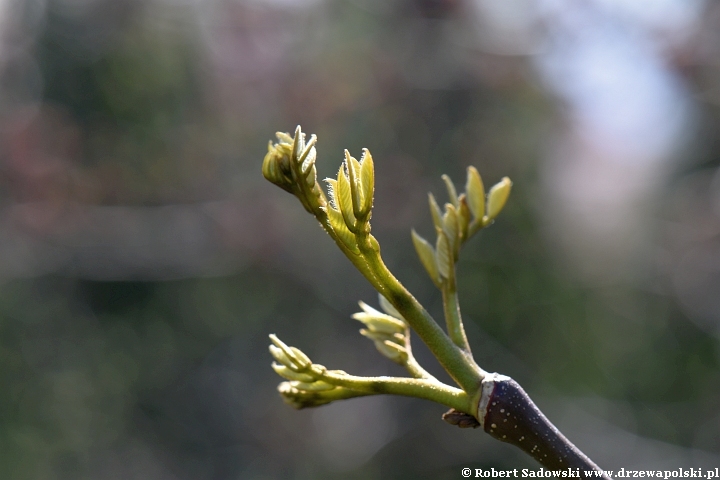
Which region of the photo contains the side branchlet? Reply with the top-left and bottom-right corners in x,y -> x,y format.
410,168 -> 512,352
262,127 -> 325,214
411,166 -> 513,287
352,294 -> 435,380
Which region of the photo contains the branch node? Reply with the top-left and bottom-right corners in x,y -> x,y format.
442,408 -> 480,429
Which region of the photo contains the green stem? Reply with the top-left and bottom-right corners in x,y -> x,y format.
356,234 -> 484,393
403,330 -> 435,380
313,209 -> 378,280
321,370 -> 471,412
441,273 -> 472,353
404,356 -> 433,379
286,143 -> 381,289
279,382 -> 375,409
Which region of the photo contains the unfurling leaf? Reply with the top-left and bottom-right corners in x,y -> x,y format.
412,229 -> 440,286
278,382 -> 367,409
360,329 -> 403,344
458,195 -> 471,241
378,294 -> 403,321
269,345 -> 292,367
262,140 -> 294,193
486,177 -> 512,221
290,346 -> 312,369
300,136 -> 317,175
435,230 -> 452,280
262,127 -> 327,213
307,167 -> 317,188
291,380 -> 336,392
269,334 -> 312,371
353,301 -> 406,334
442,203 -> 459,257
292,126 -> 304,160
465,166 -> 485,221
359,149 -> 374,216
359,330 -> 408,364
324,206 -> 359,252
344,150 -> 364,217
275,131 -> 293,144
325,178 -> 339,210
442,174 -> 459,208
272,363 -> 316,382
377,340 -> 408,364
428,193 -> 443,231
336,164 -> 357,230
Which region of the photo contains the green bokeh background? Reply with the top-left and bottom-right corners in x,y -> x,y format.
0,0 -> 719,478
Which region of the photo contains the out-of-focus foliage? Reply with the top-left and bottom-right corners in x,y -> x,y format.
0,0 -> 719,478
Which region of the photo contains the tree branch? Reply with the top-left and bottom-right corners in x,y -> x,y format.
477,373 -> 610,479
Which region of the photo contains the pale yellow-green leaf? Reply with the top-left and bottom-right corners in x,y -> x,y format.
299,134 -> 317,167
336,164 -> 357,229
352,313 -> 405,334
292,380 -> 335,392
411,229 -> 440,286
305,164 -> 317,188
292,126 -> 303,160
352,302 -> 406,334
361,332 -> 407,363
349,152 -> 362,179
325,178 -> 338,210
458,195 -> 471,241
487,177 -> 512,220
378,294 -> 404,321
442,174 -> 459,208
301,146 -> 316,176
428,193 -> 443,231
326,206 -> 358,252
358,300 -> 403,322
272,363 -> 315,382
269,333 -> 291,353
465,166 -> 485,221
442,203 -> 459,255
276,131 -> 293,144
359,328 -> 393,343
376,340 -> 408,364
290,346 -> 312,369
269,345 -> 291,367
359,148 -> 374,215
269,334 -> 310,371
435,230 -> 452,280
262,144 -> 283,184
383,336 -> 406,348
344,150 -> 363,215
263,141 -> 295,193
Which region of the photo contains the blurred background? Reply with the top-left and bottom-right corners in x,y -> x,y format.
0,0 -> 719,478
